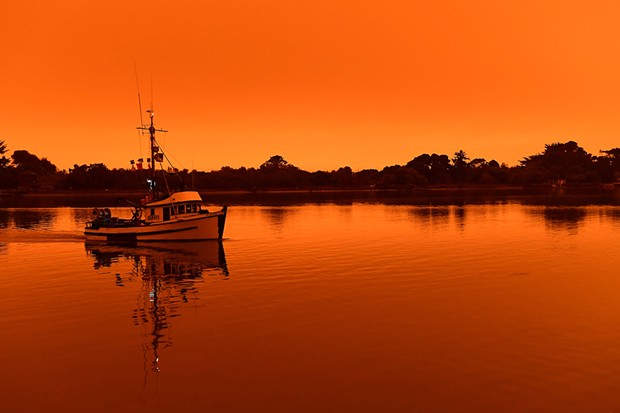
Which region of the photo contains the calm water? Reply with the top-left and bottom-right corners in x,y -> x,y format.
2,200 -> 620,412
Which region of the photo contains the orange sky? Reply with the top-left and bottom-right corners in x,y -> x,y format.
2,0 -> 620,172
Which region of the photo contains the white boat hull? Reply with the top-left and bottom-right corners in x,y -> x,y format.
84,208 -> 227,242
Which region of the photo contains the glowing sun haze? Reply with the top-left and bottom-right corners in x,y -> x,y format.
2,0 -> 620,172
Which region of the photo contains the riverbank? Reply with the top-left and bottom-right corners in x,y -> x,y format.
0,184 -> 571,197
2,184 -> 620,208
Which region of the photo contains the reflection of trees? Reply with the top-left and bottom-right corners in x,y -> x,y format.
527,207 -> 588,231
454,206 -> 466,230
86,242 -> 228,373
0,209 -> 9,229
265,207 -> 297,233
409,205 -> 477,230
409,207 -> 450,227
602,208 -> 620,223
544,207 -> 587,230
10,209 -> 55,229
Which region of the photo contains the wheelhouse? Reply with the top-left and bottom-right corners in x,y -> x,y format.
144,191 -> 207,223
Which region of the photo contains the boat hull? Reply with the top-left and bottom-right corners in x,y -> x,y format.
84,209 -> 227,243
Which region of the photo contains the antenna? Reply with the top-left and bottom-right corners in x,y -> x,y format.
150,74 -> 154,112
134,64 -> 144,128
134,64 -> 144,159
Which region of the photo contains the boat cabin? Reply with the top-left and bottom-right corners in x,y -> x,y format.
144,191 -> 206,223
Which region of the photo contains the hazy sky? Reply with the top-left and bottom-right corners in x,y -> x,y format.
2,1 -> 620,172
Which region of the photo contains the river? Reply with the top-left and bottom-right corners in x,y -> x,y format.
1,196 -> 620,412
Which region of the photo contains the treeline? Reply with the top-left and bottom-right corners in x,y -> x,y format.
1,140 -> 620,191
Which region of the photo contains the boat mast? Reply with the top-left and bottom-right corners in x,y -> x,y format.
137,110 -> 168,194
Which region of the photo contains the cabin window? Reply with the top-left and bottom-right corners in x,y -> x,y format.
163,207 -> 170,221
191,204 -> 197,213
147,208 -> 159,220
178,204 -> 185,214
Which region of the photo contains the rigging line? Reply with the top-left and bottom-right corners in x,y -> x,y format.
152,135 -> 187,189
134,64 -> 144,157
135,65 -> 144,126
166,149 -> 187,172
153,135 -> 185,171
158,161 -> 172,195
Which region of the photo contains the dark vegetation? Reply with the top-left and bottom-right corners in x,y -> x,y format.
1,139 -> 620,192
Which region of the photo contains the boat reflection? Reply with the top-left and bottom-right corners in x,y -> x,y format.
85,241 -> 228,373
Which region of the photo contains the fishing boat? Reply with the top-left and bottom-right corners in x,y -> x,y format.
84,110 -> 227,243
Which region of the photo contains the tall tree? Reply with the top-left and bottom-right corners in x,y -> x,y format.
452,150 -> 470,182
0,140 -> 10,168
598,147 -> 620,182
452,150 -> 470,169
0,140 -> 18,189
519,141 -> 595,183
406,153 -> 452,184
260,155 -> 289,170
11,150 -> 57,175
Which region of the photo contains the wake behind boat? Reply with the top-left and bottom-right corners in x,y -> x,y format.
84,110 -> 227,243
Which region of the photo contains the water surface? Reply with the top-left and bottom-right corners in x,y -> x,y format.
1,201 -> 620,412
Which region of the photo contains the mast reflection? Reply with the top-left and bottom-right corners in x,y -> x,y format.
85,241 -> 228,373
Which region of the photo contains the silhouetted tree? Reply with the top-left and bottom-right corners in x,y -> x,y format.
452,150 -> 470,182
518,141 -> 595,184
354,169 -> 381,187
483,159 -> 508,184
406,153 -> 452,184
333,166 -> 354,187
598,147 -> 620,182
428,154 -> 452,184
407,154 -> 433,179
310,170 -> 332,187
64,163 -> 114,189
380,165 -> 427,187
260,155 -> 289,170
452,150 -> 469,168
255,156 -> 310,188
0,140 -> 10,169
0,140 -> 17,189
4,139 -> 616,192
600,148 -> 620,159
11,150 -> 57,175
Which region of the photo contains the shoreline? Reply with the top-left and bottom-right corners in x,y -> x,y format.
1,183 -> 618,198
2,184 -> 619,209
0,185 -> 620,209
